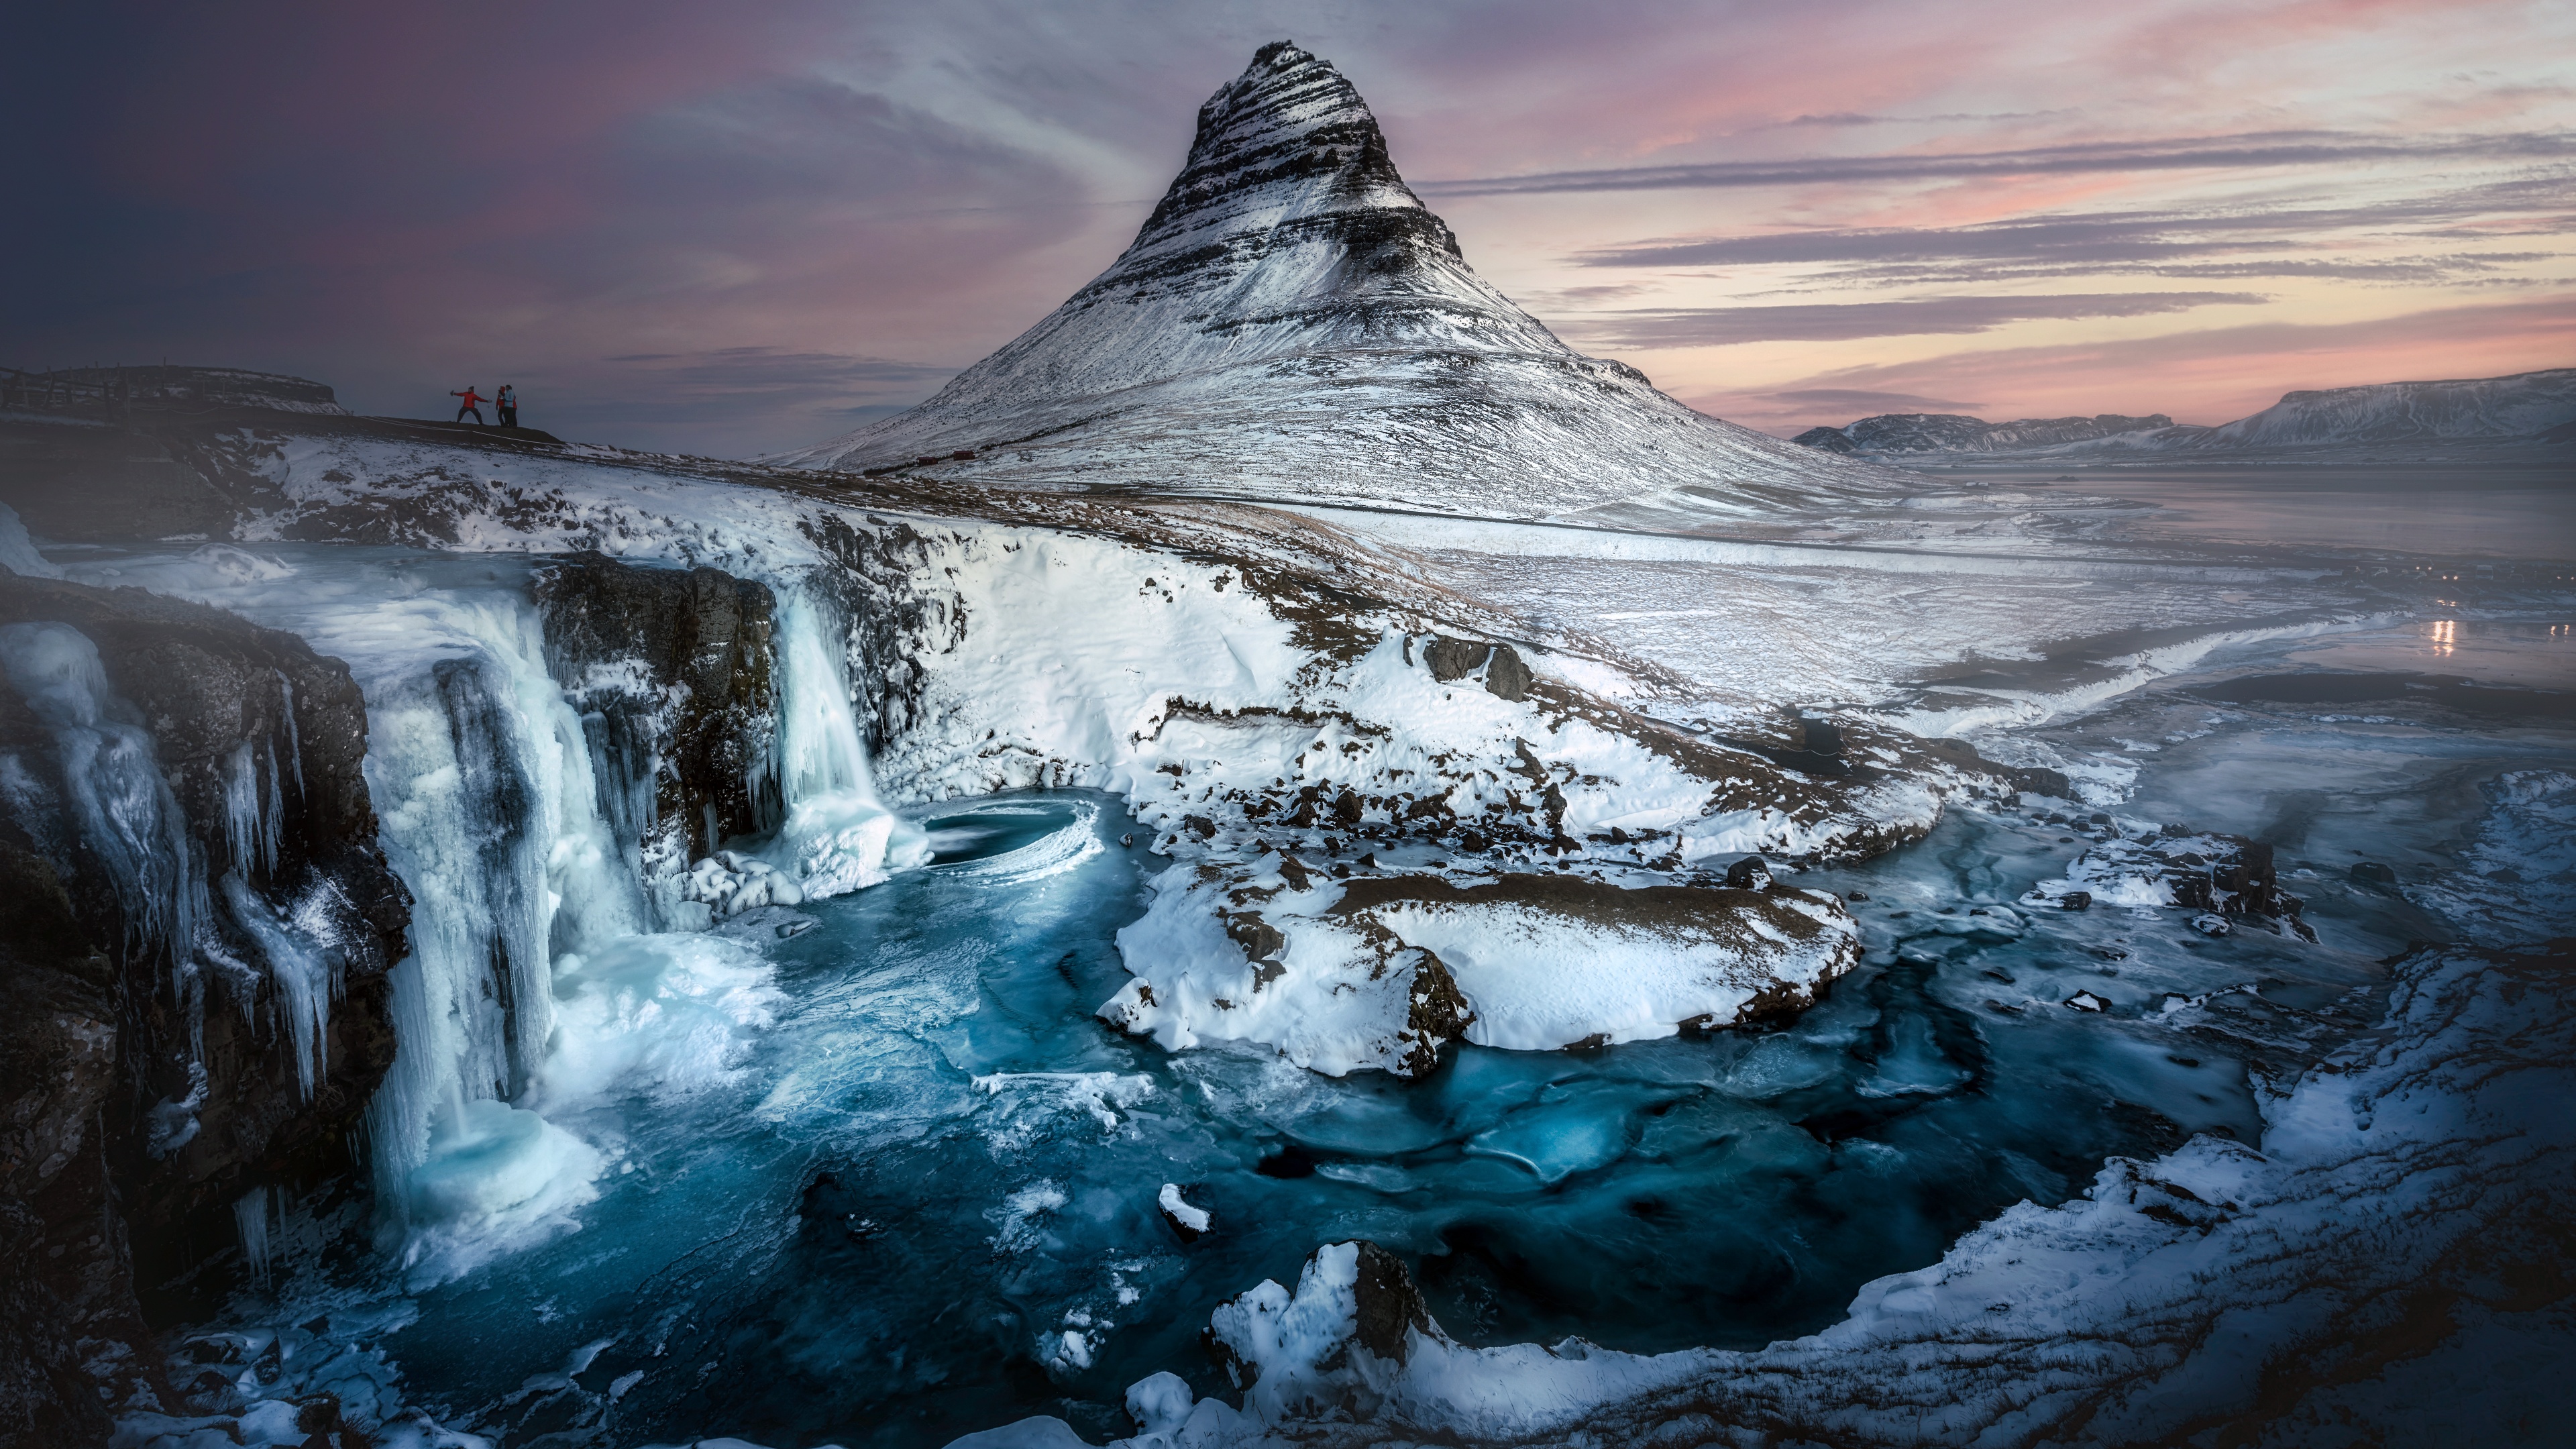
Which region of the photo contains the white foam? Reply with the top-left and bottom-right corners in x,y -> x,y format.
535,932 -> 781,1107
398,1095 -> 604,1287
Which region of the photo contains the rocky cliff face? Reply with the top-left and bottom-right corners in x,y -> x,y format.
0,572 -> 407,1444
533,553 -> 780,904
780,42 -> 1897,523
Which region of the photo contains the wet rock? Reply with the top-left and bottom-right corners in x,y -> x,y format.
2061,890 -> 2093,911
1725,854 -> 1774,890
1399,949 -> 1474,1077
2192,913 -> 2233,937
2066,991 -> 2108,1012
2351,860 -> 2397,885
0,835 -> 131,1449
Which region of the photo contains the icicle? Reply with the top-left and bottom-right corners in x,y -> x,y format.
274,669 -> 305,797
358,593 -> 636,1242
0,622 -> 207,977
222,874 -> 331,1099
234,1186 -> 273,1287
220,741 -> 279,876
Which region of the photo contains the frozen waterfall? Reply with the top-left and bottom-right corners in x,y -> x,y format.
34,545 -> 924,1277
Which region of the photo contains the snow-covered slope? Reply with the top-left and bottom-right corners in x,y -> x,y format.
778,42 -> 1902,521
2198,366 -> 2576,448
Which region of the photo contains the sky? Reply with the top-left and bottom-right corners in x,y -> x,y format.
4,0 -> 2571,457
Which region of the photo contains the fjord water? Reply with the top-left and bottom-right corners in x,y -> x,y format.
69,488 -> 2576,1448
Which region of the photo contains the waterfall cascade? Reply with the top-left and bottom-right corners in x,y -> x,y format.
10,537 -> 922,1285
129,553 -> 916,1274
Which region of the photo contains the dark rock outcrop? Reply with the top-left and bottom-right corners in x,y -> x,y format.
0,836 -> 133,1449
0,425 -> 251,542
0,572 -> 407,1440
533,553 -> 778,883
1422,636 -> 1530,702
1348,1241 -> 1434,1364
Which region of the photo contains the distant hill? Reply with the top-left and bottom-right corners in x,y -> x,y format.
38,364 -> 350,417
1794,368 -> 2576,463
1792,413 -> 2172,455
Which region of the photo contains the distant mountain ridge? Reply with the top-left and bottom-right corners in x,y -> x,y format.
1795,368 -> 2576,462
1793,413 -> 2172,455
778,42 -> 1898,521
29,365 -> 349,417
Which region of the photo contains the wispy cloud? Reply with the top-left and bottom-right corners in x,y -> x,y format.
1575,182 -> 2576,272
1756,386 -> 1988,413
1560,291 -> 2267,348
1422,129 -> 2576,197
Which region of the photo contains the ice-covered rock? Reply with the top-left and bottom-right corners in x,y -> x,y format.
1157,1183 -> 1211,1241
1103,865 -> 1859,1074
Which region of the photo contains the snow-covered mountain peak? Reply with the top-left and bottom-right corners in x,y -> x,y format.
777,45 -> 1900,523
1106,41 -> 1463,294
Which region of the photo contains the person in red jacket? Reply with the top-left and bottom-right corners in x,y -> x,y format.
451,386 -> 486,424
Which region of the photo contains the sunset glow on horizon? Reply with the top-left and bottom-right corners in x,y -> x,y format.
5,0 -> 2569,456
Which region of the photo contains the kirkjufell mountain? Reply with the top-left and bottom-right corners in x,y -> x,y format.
781,42 -> 1898,520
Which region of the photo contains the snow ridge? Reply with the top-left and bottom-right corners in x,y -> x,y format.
777,43 -> 1902,522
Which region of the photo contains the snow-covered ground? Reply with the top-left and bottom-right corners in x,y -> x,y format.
17,339 -> 2565,1448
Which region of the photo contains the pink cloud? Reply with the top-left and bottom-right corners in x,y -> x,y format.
1690,294 -> 2576,431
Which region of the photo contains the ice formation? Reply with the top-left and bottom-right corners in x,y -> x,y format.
949,930 -> 2576,1448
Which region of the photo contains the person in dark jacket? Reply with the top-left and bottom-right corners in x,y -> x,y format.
496,384 -> 518,427
451,386 -> 486,424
